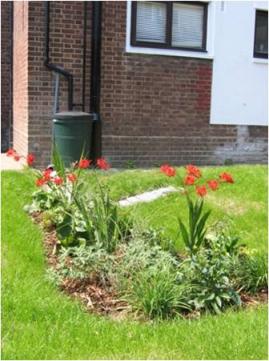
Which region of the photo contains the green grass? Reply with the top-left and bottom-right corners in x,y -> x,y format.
84,165 -> 268,251
2,167 -> 268,360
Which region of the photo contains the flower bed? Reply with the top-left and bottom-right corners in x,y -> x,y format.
7,148 -> 268,320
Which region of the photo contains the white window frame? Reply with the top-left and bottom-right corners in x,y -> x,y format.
125,1 -> 215,59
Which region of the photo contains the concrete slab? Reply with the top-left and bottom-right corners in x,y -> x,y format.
1,153 -> 26,170
119,186 -> 178,207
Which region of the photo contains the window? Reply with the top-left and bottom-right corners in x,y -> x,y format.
131,1 -> 208,52
254,10 -> 268,59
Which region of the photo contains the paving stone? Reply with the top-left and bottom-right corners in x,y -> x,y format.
119,186 -> 178,207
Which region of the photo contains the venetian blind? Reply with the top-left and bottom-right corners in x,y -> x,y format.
136,2 -> 166,43
172,3 -> 204,48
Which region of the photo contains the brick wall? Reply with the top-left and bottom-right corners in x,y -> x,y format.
100,1 -> 267,166
13,1 -> 29,156
11,1 -> 267,167
1,1 -> 12,152
27,1 -> 92,165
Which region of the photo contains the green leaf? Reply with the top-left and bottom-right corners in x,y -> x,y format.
216,296 -> 222,308
56,214 -> 72,240
178,219 -> 190,249
52,143 -> 66,178
212,302 -> 221,314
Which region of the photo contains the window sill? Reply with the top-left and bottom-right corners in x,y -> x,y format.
125,45 -> 214,60
252,57 -> 268,64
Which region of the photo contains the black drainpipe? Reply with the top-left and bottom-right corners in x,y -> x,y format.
82,1 -> 87,112
90,1 -> 102,160
44,1 -> 73,111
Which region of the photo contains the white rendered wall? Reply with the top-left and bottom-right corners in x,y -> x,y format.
210,1 -> 268,126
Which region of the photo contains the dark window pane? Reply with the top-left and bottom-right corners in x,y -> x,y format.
254,11 -> 268,58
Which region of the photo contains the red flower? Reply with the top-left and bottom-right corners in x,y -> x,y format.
43,169 -> 53,181
160,164 -> 170,174
26,153 -> 35,166
160,164 -> 176,177
13,154 -> 20,161
53,176 -> 64,186
186,164 -> 201,178
196,185 -> 207,197
207,179 -> 219,191
78,158 -> 91,169
67,173 -> 77,183
165,166 -> 176,177
219,172 -> 234,184
96,158 -> 110,170
184,175 -> 196,186
6,148 -> 15,157
36,178 -> 45,187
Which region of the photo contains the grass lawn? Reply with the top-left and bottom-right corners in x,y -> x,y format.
2,166 -> 268,360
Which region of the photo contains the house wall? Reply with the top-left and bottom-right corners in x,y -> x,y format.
210,1 -> 268,126
1,1 -> 13,152
11,1 -> 267,167
101,1 -> 267,166
26,1 -> 92,165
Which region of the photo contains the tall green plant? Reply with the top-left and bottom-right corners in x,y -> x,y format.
178,197 -> 211,255
74,184 -> 123,253
52,144 -> 66,178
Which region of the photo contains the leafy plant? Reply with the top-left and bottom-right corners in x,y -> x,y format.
24,188 -> 60,213
129,268 -> 190,319
178,197 -> 211,255
179,235 -> 241,314
74,184 -> 127,253
56,244 -> 115,283
52,144 -> 66,178
232,253 -> 268,293
205,220 -> 243,256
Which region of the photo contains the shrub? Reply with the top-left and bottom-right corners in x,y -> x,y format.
232,253 -> 268,293
178,235 -> 241,314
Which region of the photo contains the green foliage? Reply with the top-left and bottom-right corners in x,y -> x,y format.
179,197 -> 211,255
56,244 -> 115,282
178,231 -> 242,314
3,170 -> 268,360
74,185 -> 127,253
113,237 -> 188,319
52,144 -> 66,178
205,220 -> 242,256
130,268 -> 190,319
138,226 -> 176,253
124,160 -> 136,169
232,253 -> 268,293
23,188 -> 59,213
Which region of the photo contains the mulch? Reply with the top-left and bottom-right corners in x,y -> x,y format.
32,211 -> 131,318
31,211 -> 268,320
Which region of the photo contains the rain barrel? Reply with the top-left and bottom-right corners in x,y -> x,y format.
52,111 -> 93,167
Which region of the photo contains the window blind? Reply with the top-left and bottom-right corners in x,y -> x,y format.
172,3 -> 204,48
136,2 -> 166,43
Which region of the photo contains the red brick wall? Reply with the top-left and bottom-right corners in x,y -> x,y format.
27,1 -> 92,165
11,1 -> 267,167
1,1 -> 12,151
13,1 -> 29,156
